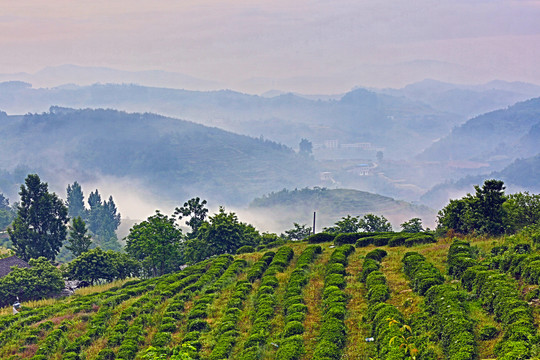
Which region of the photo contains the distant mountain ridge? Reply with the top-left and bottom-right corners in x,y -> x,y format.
421,153 -> 540,209
0,107 -> 317,206
0,64 -> 222,91
418,97 -> 540,165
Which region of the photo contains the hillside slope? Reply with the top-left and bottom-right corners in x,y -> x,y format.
0,235 -> 537,360
248,187 -> 436,230
418,97 -> 540,165
0,107 -> 316,205
421,153 -> 540,209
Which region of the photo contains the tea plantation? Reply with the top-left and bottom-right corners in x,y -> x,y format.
1,233 -> 539,360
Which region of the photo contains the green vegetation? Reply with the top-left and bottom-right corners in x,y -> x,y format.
8,174 -> 69,262
0,178 -> 539,359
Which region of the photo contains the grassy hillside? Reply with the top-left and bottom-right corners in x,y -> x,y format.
1,232 -> 538,360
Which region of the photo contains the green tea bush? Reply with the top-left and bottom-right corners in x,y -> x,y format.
312,246 -> 353,360
306,232 -> 335,244
479,325 -> 499,340
462,265 -> 537,358
283,321 -> 304,337
365,248 -> 387,262
236,245 -> 255,254
210,251 -> 286,360
447,240 -> 476,279
96,348 -> 115,360
359,258 -> 380,282
333,232 -> 360,245
247,251 -> 275,282
402,252 -> 444,295
424,285 -> 476,359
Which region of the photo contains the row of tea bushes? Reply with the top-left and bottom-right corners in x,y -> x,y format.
356,233 -> 436,248
312,244 -> 355,360
361,248 -> 407,359
115,256 -> 233,360
306,231 -> 437,248
488,243 -> 540,288
209,251 -> 276,360
402,252 -> 476,360
63,267 -> 207,360
462,265 -> 538,358
238,246 -> 294,360
446,240 -> 477,279
169,258 -> 248,358
275,245 -> 322,360
402,252 -> 444,295
423,285 -> 476,359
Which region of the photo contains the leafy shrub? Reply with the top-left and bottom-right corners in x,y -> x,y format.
96,348 -> 115,360
236,245 -> 255,254
479,325 -> 499,340
359,259 -> 380,282
306,232 -> 335,244
365,248 -> 387,262
447,240 -> 476,278
283,321 -> 304,337
424,285 -> 476,359
187,319 -> 209,332
325,274 -> 346,289
333,232 -> 360,245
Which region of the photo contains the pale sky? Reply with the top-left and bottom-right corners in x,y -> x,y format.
1,0 -> 540,93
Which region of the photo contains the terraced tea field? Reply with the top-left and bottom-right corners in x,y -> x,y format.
1,234 -> 539,360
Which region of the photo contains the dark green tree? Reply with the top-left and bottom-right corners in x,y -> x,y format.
358,213 -> 392,232
126,211 -> 183,277
65,248 -> 140,284
65,248 -> 117,285
8,174 -> 69,261
66,182 -> 85,219
436,197 -> 470,234
503,192 -> 540,232
437,179 -> 507,236
0,257 -> 64,306
472,179 -> 506,235
66,216 -> 92,257
184,207 -> 259,263
376,151 -> 384,163
324,215 -> 360,233
174,197 -> 208,236
400,218 -> 424,233
86,190 -> 121,251
0,193 -> 9,211
283,222 -> 312,240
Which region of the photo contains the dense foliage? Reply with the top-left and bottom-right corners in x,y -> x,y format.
126,211 -> 183,277
437,180 -> 540,236
0,257 -> 64,306
8,174 -> 69,262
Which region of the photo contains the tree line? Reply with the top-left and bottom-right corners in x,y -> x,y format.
1,174 -> 539,306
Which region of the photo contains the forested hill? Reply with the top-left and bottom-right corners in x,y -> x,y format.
249,187 -> 436,230
421,153 -> 540,209
418,97 -> 540,163
0,107 -> 317,205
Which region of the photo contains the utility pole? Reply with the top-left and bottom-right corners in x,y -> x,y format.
313,211 -> 316,234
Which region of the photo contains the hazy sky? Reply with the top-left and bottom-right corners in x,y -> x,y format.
2,0 -> 540,93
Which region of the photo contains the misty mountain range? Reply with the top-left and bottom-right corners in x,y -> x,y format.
1,67 -> 540,225
0,107 -> 317,207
